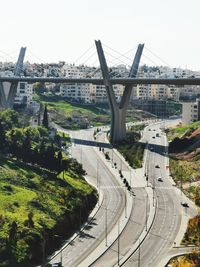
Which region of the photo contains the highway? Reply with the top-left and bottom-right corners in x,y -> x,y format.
49,120 -> 197,267
49,128 -> 127,267
122,121 -> 197,267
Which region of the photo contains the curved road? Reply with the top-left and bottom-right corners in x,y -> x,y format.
49,120 -> 197,267
49,129 -> 126,267
122,121 -> 197,267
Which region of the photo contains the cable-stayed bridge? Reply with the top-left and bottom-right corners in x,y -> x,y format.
1,41 -> 200,143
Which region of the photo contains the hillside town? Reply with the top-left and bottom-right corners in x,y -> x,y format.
0,62 -> 200,124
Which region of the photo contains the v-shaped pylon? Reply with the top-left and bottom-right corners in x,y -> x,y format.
95,40 -> 144,144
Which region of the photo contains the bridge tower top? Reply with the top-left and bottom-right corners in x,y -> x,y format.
14,47 -> 26,76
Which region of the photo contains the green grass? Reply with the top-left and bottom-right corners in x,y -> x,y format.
36,94 -> 108,116
62,172 -> 93,194
116,132 -> 145,169
0,153 -> 96,266
167,120 -> 200,140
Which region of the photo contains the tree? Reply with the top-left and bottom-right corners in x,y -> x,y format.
42,105 -> 49,129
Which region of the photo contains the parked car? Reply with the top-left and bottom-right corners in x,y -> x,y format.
155,165 -> 160,168
157,177 -> 163,182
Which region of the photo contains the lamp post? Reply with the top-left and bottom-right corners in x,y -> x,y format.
60,249 -> 63,266
97,159 -> 99,188
80,147 -> 82,165
98,175 -> 101,206
105,203 -> 108,246
118,220 -> 120,266
124,188 -> 127,219
145,193 -> 148,231
111,147 -> 114,167
138,238 -> 141,267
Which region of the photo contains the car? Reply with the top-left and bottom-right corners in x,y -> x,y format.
148,129 -> 151,131
51,263 -> 62,267
153,129 -> 156,131
157,177 -> 163,182
156,133 -> 159,137
152,136 -> 155,139
155,165 -> 160,168
181,202 -> 189,208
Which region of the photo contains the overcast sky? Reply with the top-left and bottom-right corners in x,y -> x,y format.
0,0 -> 200,70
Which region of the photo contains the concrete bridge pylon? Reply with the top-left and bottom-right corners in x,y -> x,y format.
95,40 -> 144,144
0,47 -> 26,109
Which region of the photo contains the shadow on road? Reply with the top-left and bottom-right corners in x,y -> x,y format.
71,137 -> 112,149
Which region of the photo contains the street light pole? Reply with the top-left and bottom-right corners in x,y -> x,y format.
118,220 -> 120,266
138,239 -> 141,267
111,147 -> 114,167
80,147 -> 82,165
60,249 -> 62,266
105,203 -> 108,246
146,193 -> 148,231
97,159 -> 99,188
124,188 -> 127,219
98,175 -> 101,206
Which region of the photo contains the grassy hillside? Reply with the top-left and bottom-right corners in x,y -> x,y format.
167,120 -> 200,141
167,122 -> 200,267
169,252 -> 200,267
35,95 -> 110,129
0,153 -> 97,267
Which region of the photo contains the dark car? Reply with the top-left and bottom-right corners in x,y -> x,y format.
157,177 -> 163,182
181,202 -> 189,208
155,165 -> 160,168
52,263 -> 62,267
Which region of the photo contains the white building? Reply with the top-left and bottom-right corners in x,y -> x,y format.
14,82 -> 33,106
182,99 -> 200,124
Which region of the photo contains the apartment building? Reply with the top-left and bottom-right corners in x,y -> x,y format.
182,99 -> 200,124
14,82 -> 33,106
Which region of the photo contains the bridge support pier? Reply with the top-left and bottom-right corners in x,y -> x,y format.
0,47 -> 26,109
95,40 -> 144,144
0,82 -> 7,108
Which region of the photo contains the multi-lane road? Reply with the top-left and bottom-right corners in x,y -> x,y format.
49,120 -> 197,267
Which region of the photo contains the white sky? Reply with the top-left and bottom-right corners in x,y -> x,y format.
0,0 -> 200,70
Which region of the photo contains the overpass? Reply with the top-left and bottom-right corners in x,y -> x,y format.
1,77 -> 200,85
1,41 -> 200,143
